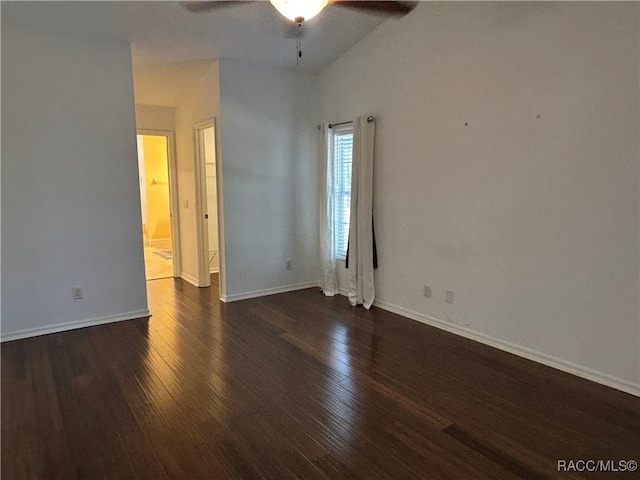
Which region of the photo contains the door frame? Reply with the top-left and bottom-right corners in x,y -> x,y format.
137,129 -> 181,278
193,118 -> 225,298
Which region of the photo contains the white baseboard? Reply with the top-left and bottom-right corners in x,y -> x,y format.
373,299 -> 640,397
180,272 -> 199,287
222,281 -> 319,303
1,309 -> 151,343
209,267 -> 219,274
146,237 -> 171,247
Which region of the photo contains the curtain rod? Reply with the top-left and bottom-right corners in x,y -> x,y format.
326,116 -> 375,129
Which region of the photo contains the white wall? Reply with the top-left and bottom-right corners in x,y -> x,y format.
318,2 -> 639,391
1,26 -> 148,340
134,61 -> 219,284
218,59 -> 319,299
135,104 -> 176,132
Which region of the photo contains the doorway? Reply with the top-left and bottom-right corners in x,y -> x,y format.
194,120 -> 223,296
136,132 -> 180,280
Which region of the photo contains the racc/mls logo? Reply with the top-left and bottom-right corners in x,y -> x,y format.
557,459 -> 637,473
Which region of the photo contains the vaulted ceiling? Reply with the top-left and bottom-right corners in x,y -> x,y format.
2,1 -> 389,73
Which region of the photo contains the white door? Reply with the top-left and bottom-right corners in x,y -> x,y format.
193,119 -> 224,297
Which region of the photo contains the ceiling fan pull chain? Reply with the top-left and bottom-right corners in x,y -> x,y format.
295,17 -> 303,67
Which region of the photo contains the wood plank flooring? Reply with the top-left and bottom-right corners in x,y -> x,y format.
2,275 -> 639,479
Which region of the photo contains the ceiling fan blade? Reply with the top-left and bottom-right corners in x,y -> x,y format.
180,1 -> 253,13
330,1 -> 416,17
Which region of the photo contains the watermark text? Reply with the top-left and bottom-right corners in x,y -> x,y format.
557,459 -> 637,473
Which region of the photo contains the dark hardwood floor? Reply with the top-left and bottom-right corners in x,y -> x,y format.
2,275 -> 639,479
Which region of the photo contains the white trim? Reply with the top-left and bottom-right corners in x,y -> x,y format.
1,309 -> 151,343
145,237 -> 171,247
372,299 -> 640,397
194,118 -> 220,290
223,281 -> 319,303
194,121 -> 212,288
214,119 -> 227,301
209,267 -> 220,274
180,272 -> 199,287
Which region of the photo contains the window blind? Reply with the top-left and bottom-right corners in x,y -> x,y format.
333,129 -> 353,260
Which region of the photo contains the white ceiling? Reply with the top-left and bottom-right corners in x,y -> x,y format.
2,1 -> 390,73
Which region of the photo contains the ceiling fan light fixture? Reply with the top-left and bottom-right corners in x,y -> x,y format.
269,0 -> 329,22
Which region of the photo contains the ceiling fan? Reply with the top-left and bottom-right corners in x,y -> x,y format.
182,1 -> 417,23
181,1 -> 416,64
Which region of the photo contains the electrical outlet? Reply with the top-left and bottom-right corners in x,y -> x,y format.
423,285 -> 432,297
72,286 -> 83,300
285,259 -> 292,270
445,290 -> 454,304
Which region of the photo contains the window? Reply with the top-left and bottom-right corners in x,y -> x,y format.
332,125 -> 353,260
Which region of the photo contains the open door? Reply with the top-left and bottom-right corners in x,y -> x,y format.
194,119 -> 224,298
137,130 -> 181,279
